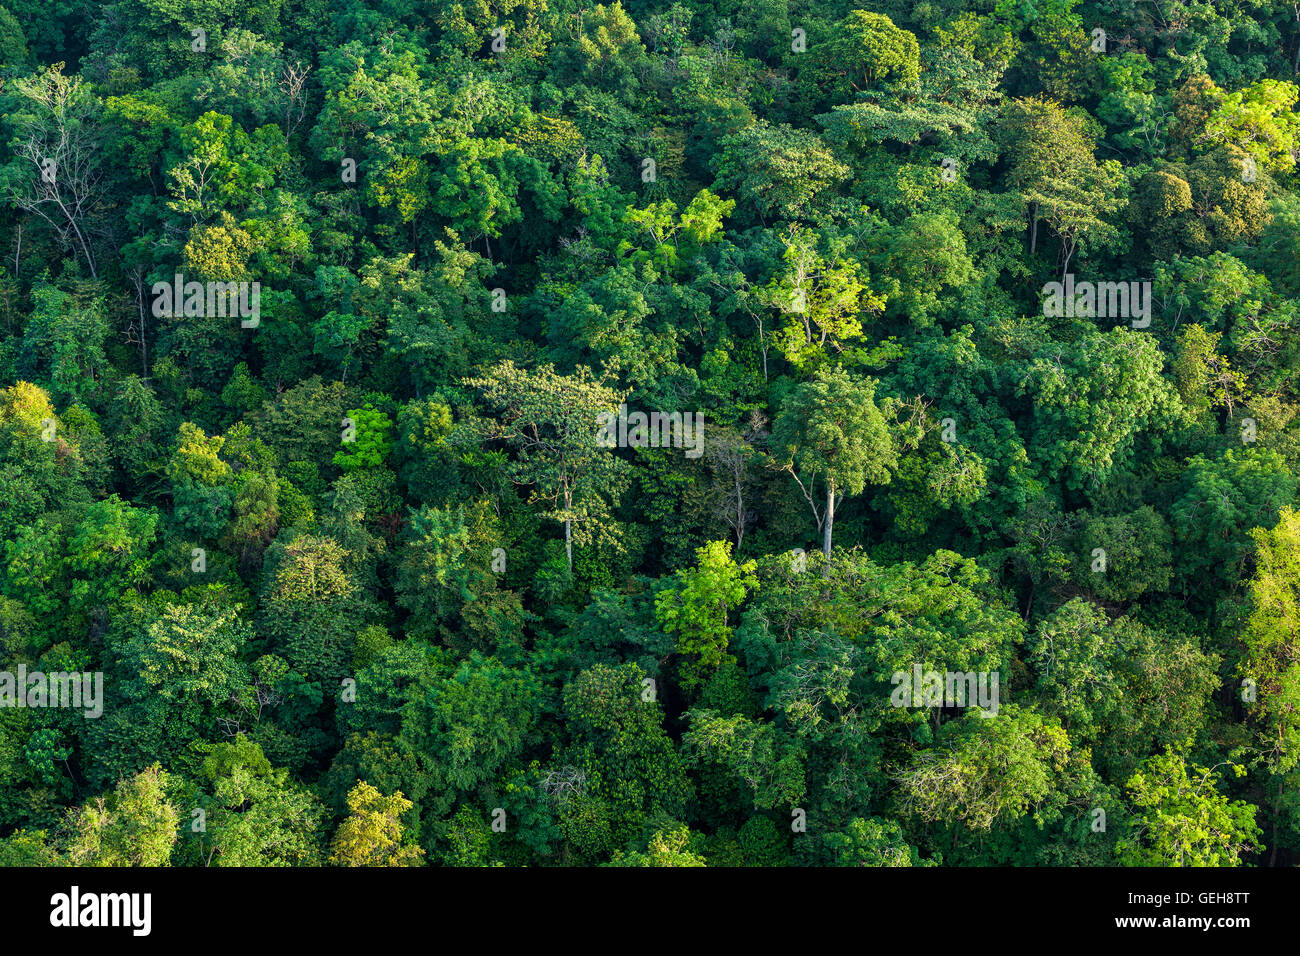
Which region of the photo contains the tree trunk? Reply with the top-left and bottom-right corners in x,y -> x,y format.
55,196 -> 97,279
1060,238 -> 1076,284
734,472 -> 745,551
138,294 -> 148,375
563,485 -> 575,573
822,481 -> 835,558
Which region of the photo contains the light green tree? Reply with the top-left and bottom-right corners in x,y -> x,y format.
771,367 -> 896,556
328,782 -> 424,867
655,540 -> 757,689
1117,748 -> 1261,867
65,764 -> 179,866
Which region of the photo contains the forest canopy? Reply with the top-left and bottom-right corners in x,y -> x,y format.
0,0 -> 1297,868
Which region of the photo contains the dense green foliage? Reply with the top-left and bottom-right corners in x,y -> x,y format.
0,0 -> 1296,867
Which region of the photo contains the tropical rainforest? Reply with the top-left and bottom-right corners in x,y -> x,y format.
0,0 -> 1297,868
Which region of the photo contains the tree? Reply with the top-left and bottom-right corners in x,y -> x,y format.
799,11 -> 920,106
1117,749 -> 1261,867
1021,329 -> 1181,491
432,137 -> 561,248
812,816 -> 931,867
4,65 -> 105,278
1171,448 -> 1297,588
65,495 -> 159,623
1025,600 -> 1219,773
0,382 -> 92,544
568,2 -> 645,87
895,707 -> 1072,832
999,96 -> 1126,274
121,601 -> 251,735
1130,151 -> 1270,262
682,708 -> 805,810
258,533 -> 378,683
328,782 -> 424,867
333,404 -> 393,471
699,425 -> 758,551
758,226 -> 884,370
771,367 -> 895,556
166,111 -> 287,224
194,736 -> 325,866
463,361 -> 630,572
1073,507 -> 1174,603
655,540 -> 757,688
395,653 -> 540,816
871,212 -> 974,327
1239,507 -> 1300,862
64,764 -> 178,866
1172,324 -> 1247,420
1253,196 -> 1300,297
712,122 -> 849,224
607,822 -> 707,866
395,502 -> 523,654
561,663 -> 693,853
19,283 -> 108,403
1200,78 -> 1300,175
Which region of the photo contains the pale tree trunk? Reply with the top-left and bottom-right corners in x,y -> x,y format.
1294,3 -> 1299,75
564,486 -> 574,573
127,266 -> 149,375
822,480 -> 835,558
734,470 -> 745,551
1061,236 -> 1076,284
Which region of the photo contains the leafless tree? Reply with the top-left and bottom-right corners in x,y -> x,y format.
280,61 -> 312,138
703,414 -> 765,551
7,66 -> 106,279
222,672 -> 284,734
540,766 -> 587,804
125,265 -> 150,375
